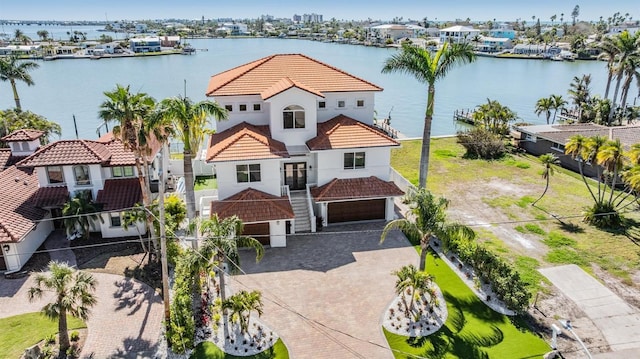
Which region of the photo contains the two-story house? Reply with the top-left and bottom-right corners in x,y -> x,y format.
204,54 -> 404,247
130,36 -> 161,53
0,130 -> 163,273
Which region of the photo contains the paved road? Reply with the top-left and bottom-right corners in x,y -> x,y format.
236,221 -> 418,359
540,264 -> 640,352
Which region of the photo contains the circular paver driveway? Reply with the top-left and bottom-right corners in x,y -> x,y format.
0,272 -> 163,358
236,221 -> 417,359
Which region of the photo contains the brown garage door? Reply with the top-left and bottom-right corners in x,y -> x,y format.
328,199 -> 386,223
242,223 -> 270,246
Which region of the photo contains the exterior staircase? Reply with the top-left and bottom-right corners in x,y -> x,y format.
289,191 -> 311,233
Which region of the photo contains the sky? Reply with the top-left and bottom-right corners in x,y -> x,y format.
1,0 -> 636,22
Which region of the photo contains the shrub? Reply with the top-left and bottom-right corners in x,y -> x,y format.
583,201 -> 622,229
167,254 -> 196,352
456,128 -> 506,159
44,334 -> 56,345
70,330 -> 80,342
166,238 -> 183,266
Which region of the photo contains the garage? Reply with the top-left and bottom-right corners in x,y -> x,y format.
328,199 -> 386,223
0,252 -> 6,271
242,222 -> 271,246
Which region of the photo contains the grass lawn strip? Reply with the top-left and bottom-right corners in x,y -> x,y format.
0,312 -> 85,359
190,338 -> 289,359
383,250 -> 550,358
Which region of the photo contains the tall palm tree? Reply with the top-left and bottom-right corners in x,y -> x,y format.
62,192 -> 102,240
618,54 -> 640,114
567,74 -> 591,122
28,262 -> 97,353
534,97 -> 553,124
597,139 -> 625,204
382,42 -> 476,188
584,135 -> 609,201
565,135 -> 597,202
598,37 -> 621,99
550,94 -> 567,124
380,188 -> 475,271
531,153 -> 559,206
392,264 -> 433,316
0,55 -> 40,111
156,96 -> 227,220
607,31 -> 640,121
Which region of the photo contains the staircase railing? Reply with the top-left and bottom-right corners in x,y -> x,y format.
306,183 -> 317,232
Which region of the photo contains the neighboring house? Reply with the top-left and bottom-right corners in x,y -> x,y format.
489,24 -> 516,39
439,25 -> 480,44
367,24 -> 426,43
218,23 -> 249,36
512,44 -> 560,56
0,44 -> 41,56
205,54 -> 404,247
129,36 -> 161,53
477,36 -> 513,52
135,23 -> 148,33
88,41 -> 124,55
512,123 -> 640,178
160,35 -> 181,47
0,129 -> 165,273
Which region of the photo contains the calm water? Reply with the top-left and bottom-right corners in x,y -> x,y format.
1,26 -> 637,139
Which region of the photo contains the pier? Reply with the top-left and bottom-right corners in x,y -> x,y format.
373,118 -> 402,139
453,109 -> 476,125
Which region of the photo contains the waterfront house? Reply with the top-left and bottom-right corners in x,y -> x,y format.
439,25 -> 480,44
477,36 -> 513,52
367,24 -> 427,43
0,44 -> 41,56
489,24 -> 516,40
512,44 -> 560,56
204,54 -> 404,246
160,35 -> 181,47
0,129 -> 165,273
512,123 -> 640,178
130,36 -> 161,53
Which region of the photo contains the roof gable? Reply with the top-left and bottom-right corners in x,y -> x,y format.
261,77 -> 325,100
0,166 -> 47,243
307,115 -> 399,150
206,54 -> 382,97
311,176 -> 404,202
95,178 -> 141,211
1,129 -> 45,142
206,122 -> 289,162
210,188 -> 294,223
19,139 -> 111,167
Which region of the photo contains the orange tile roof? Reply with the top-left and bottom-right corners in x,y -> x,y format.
311,176 -> 404,202
1,129 -> 45,142
19,140 -> 111,167
261,77 -> 325,100
206,122 -> 289,162
0,149 -> 11,170
0,166 -> 47,243
206,54 -> 382,97
96,178 -> 142,211
307,115 -> 400,150
30,186 -> 69,208
210,188 -> 294,223
97,132 -> 163,165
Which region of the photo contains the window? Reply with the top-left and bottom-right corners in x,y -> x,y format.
112,166 -> 134,178
239,104 -> 247,112
236,164 -> 261,183
551,143 -> 565,152
224,104 -> 233,112
73,165 -> 91,185
344,152 -> 365,170
356,99 -> 365,107
46,166 -> 64,184
318,101 -> 326,109
253,103 -> 261,111
21,142 -> 30,151
283,105 -> 305,129
110,213 -> 121,227
337,100 -> 346,108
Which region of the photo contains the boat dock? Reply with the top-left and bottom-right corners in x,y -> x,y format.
453,109 -> 476,125
373,118 -> 405,139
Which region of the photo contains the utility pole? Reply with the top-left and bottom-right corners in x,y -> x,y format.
158,143 -> 170,324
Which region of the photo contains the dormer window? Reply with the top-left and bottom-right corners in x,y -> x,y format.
46,166 -> 64,184
283,105 -> 305,129
73,165 -> 91,186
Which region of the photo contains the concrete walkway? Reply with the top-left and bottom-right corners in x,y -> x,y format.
44,230 -> 77,268
540,264 -> 640,352
236,221 -> 417,359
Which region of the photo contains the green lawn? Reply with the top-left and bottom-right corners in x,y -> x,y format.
195,176 -> 218,190
391,138 -> 640,285
384,251 -> 550,358
190,339 -> 289,359
0,312 -> 85,359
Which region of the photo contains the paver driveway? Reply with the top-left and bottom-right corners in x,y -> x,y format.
236,221 -> 417,359
0,272 -> 163,359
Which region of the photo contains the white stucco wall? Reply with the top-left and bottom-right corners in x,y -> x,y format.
268,220 -> 287,247
266,88 -> 320,146
4,216 -> 54,272
214,159 -> 281,199
317,92 -> 376,125
99,213 -> 146,239
10,139 -> 40,156
215,95 -> 270,133
314,146 -> 393,186
36,164 -> 105,199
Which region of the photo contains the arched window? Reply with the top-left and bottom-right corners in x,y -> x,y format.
73,165 -> 91,186
283,105 -> 305,129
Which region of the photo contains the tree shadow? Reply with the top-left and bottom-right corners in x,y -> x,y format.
96,336 -> 159,359
622,218 -> 640,246
557,221 -> 584,234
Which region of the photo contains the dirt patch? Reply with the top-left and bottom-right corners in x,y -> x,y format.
591,265 -> 640,311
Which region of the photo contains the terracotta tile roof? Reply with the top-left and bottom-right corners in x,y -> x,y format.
261,77 -> 325,100
206,122 -> 289,162
19,140 -> 111,167
0,148 -> 11,170
96,178 -> 141,211
97,131 -> 163,164
206,54 -> 382,97
1,129 -> 45,142
307,115 -> 400,150
30,186 -> 69,208
311,176 -> 404,202
210,188 -> 294,223
0,166 -> 47,243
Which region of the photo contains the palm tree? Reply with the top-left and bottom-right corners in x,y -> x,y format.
598,37 -> 621,99
380,188 -> 475,271
607,31 -> 640,121
382,42 -> 476,188
567,74 -> 591,122
565,135 -> 597,202
28,262 -> 97,353
156,96 -> 227,220
0,109 -> 61,143
596,139 -> 625,204
37,30 -> 49,41
0,55 -> 40,111
62,192 -> 102,240
392,264 -> 433,316
550,94 -> 567,124
534,97 -> 553,124
473,99 -> 517,135
531,153 -> 559,206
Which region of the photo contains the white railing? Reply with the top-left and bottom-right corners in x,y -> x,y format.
389,168 -> 416,193
306,183 -> 317,232
281,185 -> 291,199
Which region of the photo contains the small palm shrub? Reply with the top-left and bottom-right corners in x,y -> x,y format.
456,128 -> 506,159
583,201 -> 622,229
69,331 -> 80,342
